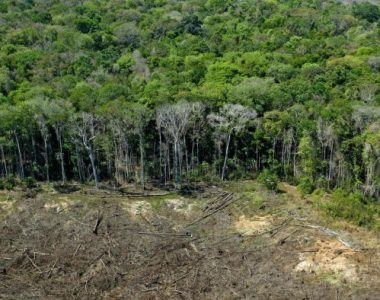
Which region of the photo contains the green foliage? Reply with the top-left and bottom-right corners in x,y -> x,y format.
205,61 -> 239,83
75,16 -> 100,33
116,53 -> 134,74
258,169 -> 279,191
23,176 -> 37,189
301,63 -> 323,80
298,134 -> 317,179
29,10 -> 52,24
0,177 -> 16,190
113,22 -> 140,48
297,176 -> 315,195
0,0 -> 378,205
323,189 -> 377,228
238,52 -> 270,77
69,82 -> 96,111
267,63 -> 295,83
177,15 -> 203,35
189,162 -> 213,182
8,49 -> 42,79
353,2 -> 380,23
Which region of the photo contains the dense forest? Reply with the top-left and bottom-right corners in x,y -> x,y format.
0,0 -> 379,199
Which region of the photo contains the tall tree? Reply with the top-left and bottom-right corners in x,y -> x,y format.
27,98 -> 51,182
45,99 -> 73,184
71,112 -> 99,188
156,102 -> 194,187
128,103 -> 152,190
208,104 -> 257,180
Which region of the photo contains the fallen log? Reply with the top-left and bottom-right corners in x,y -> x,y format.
294,222 -> 357,250
186,193 -> 235,227
93,211 -> 103,235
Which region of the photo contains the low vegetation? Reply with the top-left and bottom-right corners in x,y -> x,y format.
314,188 -> 380,229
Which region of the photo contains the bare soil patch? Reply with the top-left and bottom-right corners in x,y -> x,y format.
0,183 -> 379,299
234,215 -> 273,236
124,200 -> 152,217
294,239 -> 358,282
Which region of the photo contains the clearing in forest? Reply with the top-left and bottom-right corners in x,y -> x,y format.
0,181 -> 379,299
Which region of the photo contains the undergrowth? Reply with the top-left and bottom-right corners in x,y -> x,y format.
313,189 -> 379,230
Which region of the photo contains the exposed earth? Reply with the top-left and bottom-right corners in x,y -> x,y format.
0,181 -> 379,299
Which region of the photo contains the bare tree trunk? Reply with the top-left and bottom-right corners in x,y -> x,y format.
166,143 -> 170,184
0,145 -> 7,177
124,151 -> 129,181
178,141 -> 182,182
159,129 -> 163,183
184,137 -> 189,176
56,127 -> 66,184
191,134 -> 195,171
221,133 -> 231,180
43,137 -> 50,182
119,140 -> 124,181
30,129 -> 37,175
281,132 -> 285,165
255,144 -> 259,171
153,139 -> 156,177
76,113 -> 99,188
121,136 -> 130,182
328,144 -> 334,189
196,138 -> 199,167
163,144 -> 167,185
323,146 -> 329,180
113,135 -> 119,181
87,146 -> 98,189
106,149 -> 112,180
75,143 -> 83,183
14,130 -> 24,179
165,143 -> 169,185
139,133 -> 145,191
174,141 -> 180,187
293,149 -> 297,179
217,139 -> 222,176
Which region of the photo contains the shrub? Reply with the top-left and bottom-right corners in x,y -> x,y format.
189,162 -> 213,182
315,176 -> 329,190
226,158 -> 247,180
297,176 -> 314,195
258,169 -> 279,191
353,2 -> 380,23
23,176 -> 37,189
323,189 -> 376,227
0,177 -> 16,190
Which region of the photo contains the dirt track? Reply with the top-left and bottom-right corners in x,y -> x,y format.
0,183 -> 379,299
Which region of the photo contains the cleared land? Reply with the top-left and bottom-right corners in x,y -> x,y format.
0,181 -> 379,299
